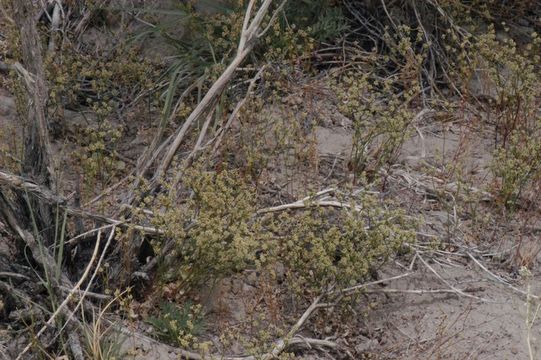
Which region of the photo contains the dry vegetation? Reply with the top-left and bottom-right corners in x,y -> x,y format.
0,0 -> 541,359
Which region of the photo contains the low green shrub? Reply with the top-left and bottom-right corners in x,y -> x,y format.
263,193 -> 416,293
147,301 -> 205,348
150,167 -> 264,291
333,70 -> 418,179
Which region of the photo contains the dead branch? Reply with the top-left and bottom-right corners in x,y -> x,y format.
47,0 -> 63,55
263,294 -> 326,359
0,189 -> 87,359
258,199 -> 362,214
72,0 -> 109,39
113,273 -> 442,359
257,188 -> 362,214
288,336 -> 339,351
116,0 -> 287,287
0,191 -> 69,286
146,0 -> 282,188
11,0 -> 57,245
12,1 -> 55,188
417,253 -> 489,302
363,287 -> 483,295
0,170 -> 65,204
113,291 -> 335,360
211,65 -> 268,155
467,252 -> 538,300
391,167 -> 493,202
55,227 -> 117,342
133,79 -> 201,189
336,272 -> 413,295
0,170 -> 164,236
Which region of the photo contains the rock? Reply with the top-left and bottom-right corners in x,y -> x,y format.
200,278 -> 228,314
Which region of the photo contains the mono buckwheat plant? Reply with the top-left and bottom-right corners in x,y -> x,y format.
473,28 -> 541,208
262,193 -> 416,294
149,166 -> 264,291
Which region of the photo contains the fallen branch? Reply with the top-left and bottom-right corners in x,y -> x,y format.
258,199 -> 361,214
336,272 -> 413,295
117,273 -> 448,359
47,0 -> 63,55
467,252 -> 538,300
264,294 -> 326,359
0,170 -> 65,204
0,190 -> 88,359
113,292 -> 334,360
0,191 -> 70,286
256,187 -> 362,214
363,287 -> 483,295
287,336 -> 339,351
417,253 -> 489,302
11,0 -> 56,201
0,170 -> 164,237
211,65 -> 268,155
392,168 -> 493,202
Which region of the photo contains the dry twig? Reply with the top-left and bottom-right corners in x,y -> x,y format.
417,253 -> 489,302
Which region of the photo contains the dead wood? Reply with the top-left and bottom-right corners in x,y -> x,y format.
11,0 -> 56,242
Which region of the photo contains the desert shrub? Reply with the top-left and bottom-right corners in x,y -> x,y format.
46,46 -> 158,112
148,162 -> 415,298
215,65 -> 332,188
150,167 -> 264,291
263,194 -> 416,293
474,29 -> 541,207
282,0 -> 348,42
134,0 -> 343,123
333,70 -> 418,179
44,45 -> 159,193
323,23 -> 429,181
74,122 -> 124,193
136,0 -> 343,66
343,0 -> 540,95
492,132 -> 541,208
340,5 -> 540,208
225,95 -> 312,181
